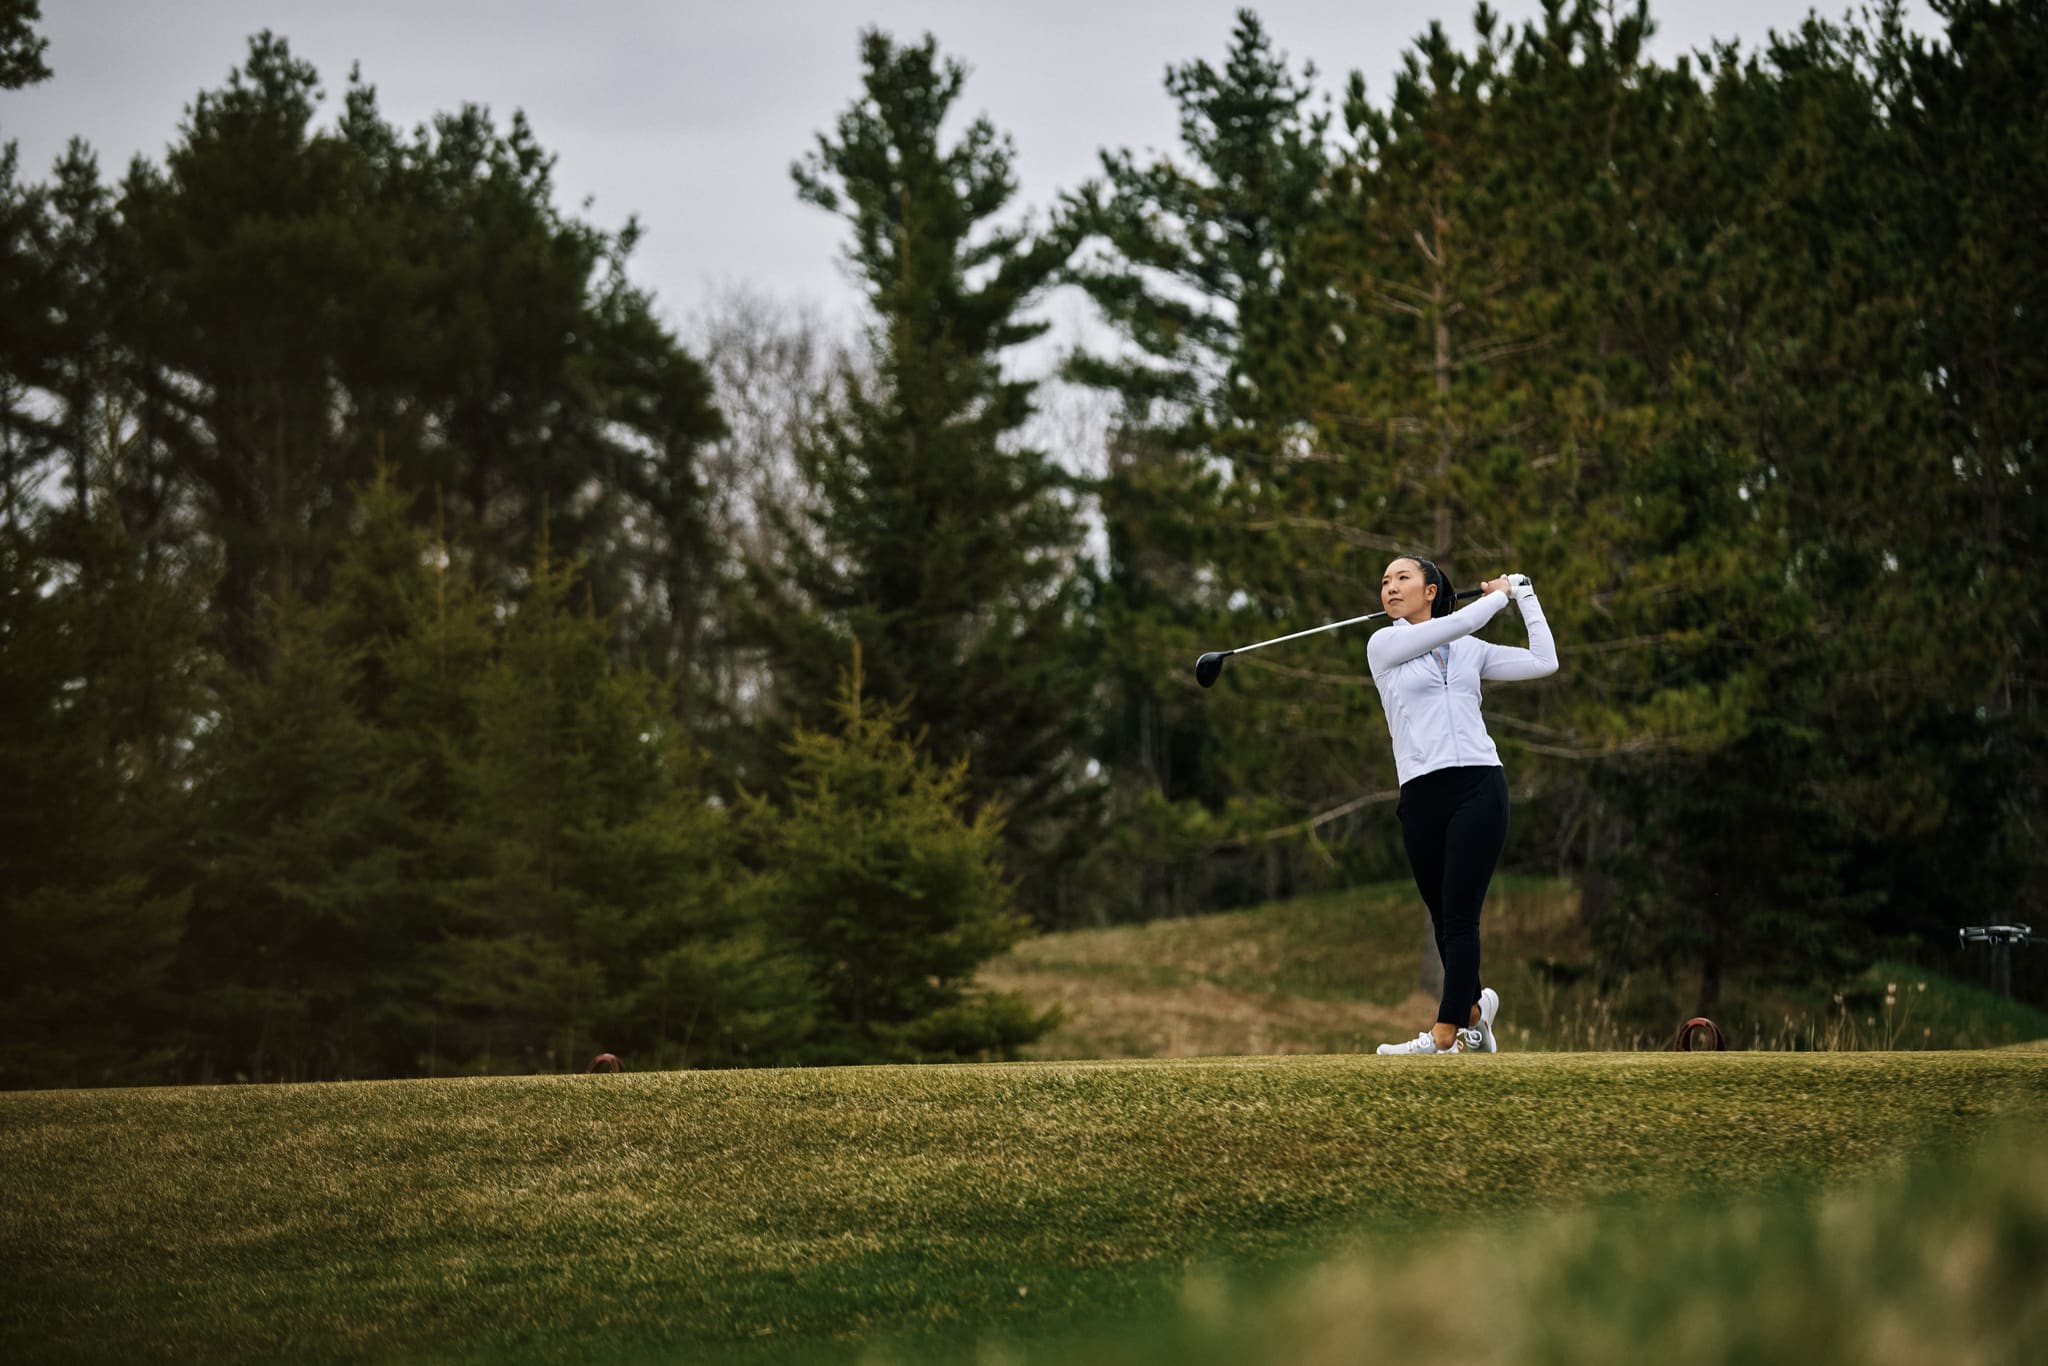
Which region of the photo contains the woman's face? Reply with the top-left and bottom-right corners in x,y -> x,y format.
1381,558 -> 1436,623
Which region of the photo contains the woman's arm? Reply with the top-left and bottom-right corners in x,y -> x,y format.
1367,590 -> 1510,676
1476,589 -> 1558,681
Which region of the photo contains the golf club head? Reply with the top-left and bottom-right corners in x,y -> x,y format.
1194,651 -> 1232,688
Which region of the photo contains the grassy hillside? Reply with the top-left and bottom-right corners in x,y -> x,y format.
982,880 -> 2048,1058
4,1052 -> 2045,1364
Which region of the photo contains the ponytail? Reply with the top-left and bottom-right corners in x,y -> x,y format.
1411,556 -> 1455,619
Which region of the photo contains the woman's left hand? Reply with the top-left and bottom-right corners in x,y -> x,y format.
1479,575 -> 1512,598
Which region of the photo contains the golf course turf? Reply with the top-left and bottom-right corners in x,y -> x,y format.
4,1050 -> 2044,1363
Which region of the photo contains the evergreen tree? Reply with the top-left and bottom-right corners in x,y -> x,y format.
1874,0 -> 2047,938
1,133 -> 132,545
3,30 -> 744,1079
2,114 -> 207,1087
310,474 -> 491,1075
430,538 -> 614,1072
0,457 -> 208,1087
753,29 -> 1097,922
0,0 -> 48,90
0,142 -> 57,508
1578,9 -> 1946,1000
1066,8 -> 1329,437
95,36 -> 724,669
1497,2 -> 2038,1004
178,473 -> 457,1080
1064,10 -> 1335,916
743,647 -> 1052,1063
433,533 -> 808,1072
180,584 -> 406,1081
111,34 -> 394,664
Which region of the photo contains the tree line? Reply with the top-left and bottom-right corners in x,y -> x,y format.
1,0 -> 2041,1086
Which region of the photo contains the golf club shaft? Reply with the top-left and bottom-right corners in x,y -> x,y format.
1231,588 -> 1483,657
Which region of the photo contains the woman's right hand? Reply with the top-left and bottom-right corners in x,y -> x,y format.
1479,575 -> 1512,598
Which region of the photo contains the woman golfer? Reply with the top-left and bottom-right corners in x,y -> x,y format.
1369,557 -> 1556,1055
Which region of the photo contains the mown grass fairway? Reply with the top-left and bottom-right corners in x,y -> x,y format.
4,1052 -> 2045,1364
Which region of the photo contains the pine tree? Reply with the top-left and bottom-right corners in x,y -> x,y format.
3,121 -> 207,1087
1873,0 -> 2048,940
3,29 -> 746,1076
431,536 -> 637,1072
178,480 -> 451,1082
433,531 -> 808,1072
0,457 -> 208,1087
320,475 -> 491,1075
0,0 -> 49,90
1541,3 -> 2019,1002
1425,1 -> 1781,959
180,583 -> 406,1081
99,37 -> 724,667
743,646 -> 1051,1063
1063,10 -> 1335,916
752,28 -> 1096,922
0,142 -> 58,516
110,34 -> 392,665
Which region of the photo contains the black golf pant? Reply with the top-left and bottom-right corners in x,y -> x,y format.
1397,764 -> 1510,1028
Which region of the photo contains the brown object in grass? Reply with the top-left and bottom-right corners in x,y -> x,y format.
1672,1017 -> 1724,1051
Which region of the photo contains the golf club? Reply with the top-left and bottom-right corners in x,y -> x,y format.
1194,588 -> 1486,688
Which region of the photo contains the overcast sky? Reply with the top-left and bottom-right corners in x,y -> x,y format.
6,1 -> 1937,345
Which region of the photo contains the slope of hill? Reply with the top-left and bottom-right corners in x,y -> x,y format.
982,881 -> 2048,1058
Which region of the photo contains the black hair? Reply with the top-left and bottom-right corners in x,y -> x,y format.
1406,555 -> 1455,619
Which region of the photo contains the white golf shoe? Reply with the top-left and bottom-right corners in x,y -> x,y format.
1376,1028 -> 1484,1055
1474,987 -> 1502,1053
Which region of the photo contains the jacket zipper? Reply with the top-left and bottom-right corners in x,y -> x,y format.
1435,645 -> 1459,767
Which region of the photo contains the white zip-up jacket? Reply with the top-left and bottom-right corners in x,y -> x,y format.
1366,589 -> 1558,787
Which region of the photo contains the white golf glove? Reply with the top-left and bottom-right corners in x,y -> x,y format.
1506,573 -> 1534,600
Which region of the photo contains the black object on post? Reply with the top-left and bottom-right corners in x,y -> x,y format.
1957,924 -> 2036,997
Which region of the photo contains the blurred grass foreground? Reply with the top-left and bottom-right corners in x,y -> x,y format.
3,1051 -> 2045,1364
994,1119 -> 2048,1366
